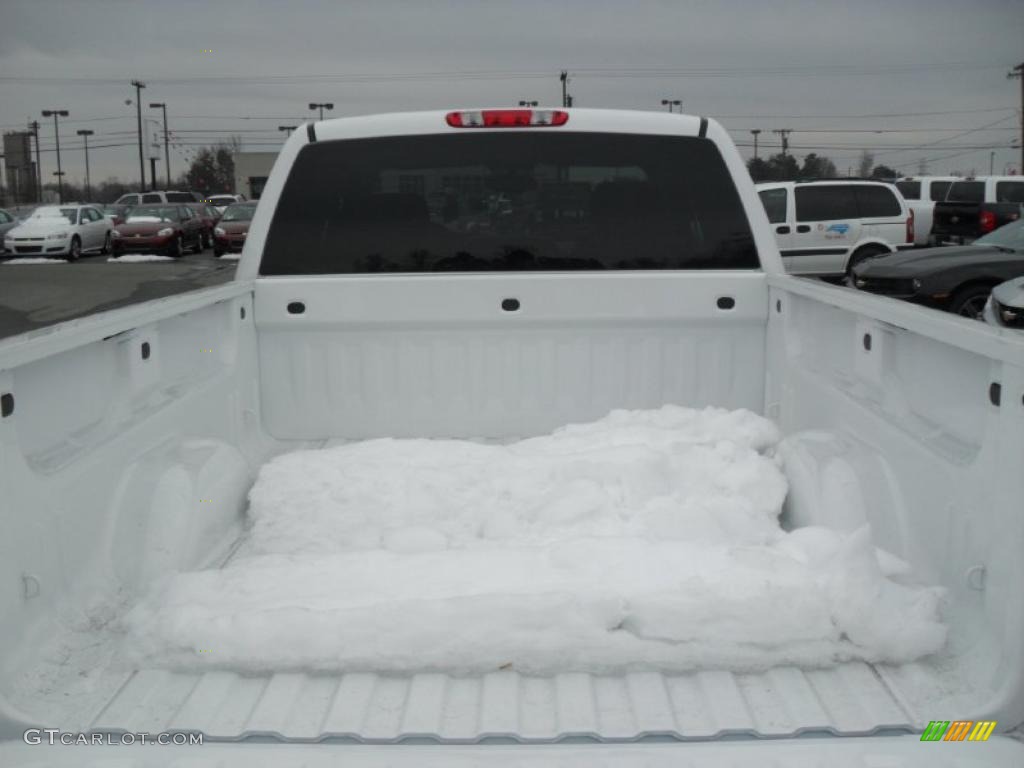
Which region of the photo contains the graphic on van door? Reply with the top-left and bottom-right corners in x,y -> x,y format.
823,222 -> 849,239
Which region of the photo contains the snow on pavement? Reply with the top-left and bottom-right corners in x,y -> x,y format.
107,254 -> 174,262
122,406 -> 947,674
3,257 -> 66,264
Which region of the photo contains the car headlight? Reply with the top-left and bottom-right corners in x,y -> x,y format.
911,278 -> 922,291
111,230 -> 121,238
46,232 -> 68,240
214,227 -> 226,236
157,227 -> 174,237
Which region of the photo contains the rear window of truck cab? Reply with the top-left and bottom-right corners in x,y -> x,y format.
260,133 -> 759,274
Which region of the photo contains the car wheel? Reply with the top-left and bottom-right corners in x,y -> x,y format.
845,244 -> 890,278
66,236 -> 81,262
101,232 -> 111,255
949,284 -> 994,320
169,235 -> 183,258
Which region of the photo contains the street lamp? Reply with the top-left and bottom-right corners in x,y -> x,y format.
309,102 -> 334,121
149,102 -> 170,189
518,100 -> 539,107
750,129 -> 762,160
278,125 -> 297,135
41,109 -> 69,202
660,99 -> 682,113
130,80 -> 146,189
76,129 -> 94,201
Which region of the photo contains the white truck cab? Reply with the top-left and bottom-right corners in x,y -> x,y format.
757,179 -> 913,276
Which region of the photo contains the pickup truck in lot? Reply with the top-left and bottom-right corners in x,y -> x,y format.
894,175 -> 960,245
1,108 -> 1023,766
932,176 -> 1024,244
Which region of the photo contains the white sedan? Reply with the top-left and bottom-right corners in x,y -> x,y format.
3,204 -> 112,261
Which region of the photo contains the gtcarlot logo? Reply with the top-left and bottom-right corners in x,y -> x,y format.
23,729 -> 203,746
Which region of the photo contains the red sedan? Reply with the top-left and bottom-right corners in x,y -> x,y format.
213,201 -> 257,257
111,204 -> 205,257
185,202 -> 222,250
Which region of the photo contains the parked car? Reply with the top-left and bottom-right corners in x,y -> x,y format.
111,204 -> 205,257
892,176 -> 959,246
932,176 -> 1024,244
113,190 -> 200,206
206,193 -> 246,214
184,202 -> 222,249
100,204 -> 133,226
852,217 -> 1024,318
2,204 -> 112,260
213,201 -> 256,256
983,276 -> 1024,329
756,179 -> 913,276
0,208 -> 19,254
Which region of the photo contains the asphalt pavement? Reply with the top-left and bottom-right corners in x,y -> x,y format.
0,251 -> 239,341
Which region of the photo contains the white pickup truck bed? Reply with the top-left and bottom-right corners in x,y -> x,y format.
1,110 -> 1022,764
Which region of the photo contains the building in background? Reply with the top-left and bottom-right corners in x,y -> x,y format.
3,132 -> 38,205
233,152 -> 276,200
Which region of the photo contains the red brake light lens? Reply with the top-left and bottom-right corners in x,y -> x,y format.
979,210 -> 997,233
446,109 -> 569,128
906,209 -> 915,244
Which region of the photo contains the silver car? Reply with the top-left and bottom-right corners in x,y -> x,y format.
983,276 -> 1024,329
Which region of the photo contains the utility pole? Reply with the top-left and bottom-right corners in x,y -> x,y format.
131,80 -> 146,190
309,102 -> 334,121
773,128 -> 792,157
77,129 -> 94,200
750,129 -> 761,160
1009,62 -> 1024,174
560,71 -> 568,108
41,109 -> 69,203
660,99 -> 682,113
28,120 -> 42,201
990,150 -> 996,176
150,102 -> 170,188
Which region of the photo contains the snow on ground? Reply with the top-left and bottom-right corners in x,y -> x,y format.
2,257 -> 65,264
107,254 -> 174,262
218,253 -> 241,260
122,406 -> 947,675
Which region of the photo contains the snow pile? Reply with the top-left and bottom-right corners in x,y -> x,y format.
107,254 -> 174,263
3,258 -> 65,264
218,253 -> 241,260
122,406 -> 946,675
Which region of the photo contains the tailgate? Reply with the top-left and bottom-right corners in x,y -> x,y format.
932,202 -> 981,238
2,736 -> 1023,766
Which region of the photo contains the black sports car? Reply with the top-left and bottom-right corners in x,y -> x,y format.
852,219 -> 1024,318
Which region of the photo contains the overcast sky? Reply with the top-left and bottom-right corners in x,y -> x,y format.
1,0 -> 1022,189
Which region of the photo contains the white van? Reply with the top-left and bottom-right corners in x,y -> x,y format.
757,180 -> 913,276
113,190 -> 199,206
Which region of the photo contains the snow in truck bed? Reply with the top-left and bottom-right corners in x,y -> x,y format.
122,406 -> 946,675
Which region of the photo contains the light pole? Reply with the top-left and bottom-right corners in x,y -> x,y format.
518,100 -> 539,107
76,129 -> 94,200
309,102 -> 334,121
278,125 -> 297,136
750,129 -> 762,160
29,121 -> 41,201
41,109 -> 69,203
990,151 -> 996,176
661,99 -> 682,113
149,102 -> 170,188
130,80 -> 146,189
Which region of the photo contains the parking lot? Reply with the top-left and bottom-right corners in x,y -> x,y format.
0,252 -> 236,339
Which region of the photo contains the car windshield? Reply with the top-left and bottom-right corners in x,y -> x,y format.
221,204 -> 255,222
30,207 -> 77,224
126,207 -> 178,223
976,219 -> 1024,250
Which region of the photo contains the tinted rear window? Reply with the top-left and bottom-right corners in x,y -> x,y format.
260,133 -> 759,275
895,181 -> 920,200
165,192 -> 195,202
794,185 -> 858,222
928,181 -> 952,201
996,181 -> 1024,204
853,185 -> 902,217
758,188 -> 787,224
947,181 -> 984,202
